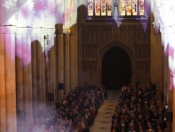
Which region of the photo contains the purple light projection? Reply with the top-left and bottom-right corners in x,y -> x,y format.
0,0 -> 28,27
152,0 -> 175,89
141,0 -> 151,32
0,0 -> 77,66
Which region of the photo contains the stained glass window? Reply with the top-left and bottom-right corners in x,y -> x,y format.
120,0 -> 144,16
107,0 -> 112,16
120,0 -> 125,16
87,0 -> 144,17
101,0 -> 106,16
88,0 -> 93,16
132,0 -> 137,15
126,0 -> 131,16
95,0 -> 100,16
139,0 -> 144,15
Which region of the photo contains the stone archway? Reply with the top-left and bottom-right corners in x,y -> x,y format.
102,47 -> 131,89
97,42 -> 135,87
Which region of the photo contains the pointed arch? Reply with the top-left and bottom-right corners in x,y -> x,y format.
97,42 -> 135,85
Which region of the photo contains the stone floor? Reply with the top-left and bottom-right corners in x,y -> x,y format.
90,90 -> 120,132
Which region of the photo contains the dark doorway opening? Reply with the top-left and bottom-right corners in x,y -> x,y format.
102,47 -> 131,89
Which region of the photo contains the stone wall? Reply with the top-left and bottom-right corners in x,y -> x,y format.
77,5 -> 151,87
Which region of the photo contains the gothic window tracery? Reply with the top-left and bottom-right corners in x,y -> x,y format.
120,0 -> 144,16
87,0 -> 144,17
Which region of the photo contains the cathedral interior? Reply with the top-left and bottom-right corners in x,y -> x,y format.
0,0 -> 175,131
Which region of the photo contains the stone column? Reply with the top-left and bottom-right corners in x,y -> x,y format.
70,25 -> 78,90
47,30 -> 56,106
56,25 -> 64,101
15,28 -> 24,132
33,28 -> 46,117
64,29 -> 71,95
26,28 -> 33,127
0,26 -> 17,132
36,31 -> 43,115
21,28 -> 33,130
40,30 -> 46,111
151,14 -> 157,84
31,30 -> 38,118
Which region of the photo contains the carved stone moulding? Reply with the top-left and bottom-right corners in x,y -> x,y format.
117,17 -> 147,23
86,18 -> 115,23
135,60 -> 150,69
85,17 -> 147,24
82,60 -> 97,69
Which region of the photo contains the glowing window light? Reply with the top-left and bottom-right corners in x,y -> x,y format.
126,0 -> 131,16
88,0 -> 93,16
101,0 -> 107,16
95,0 -> 101,16
87,0 -> 145,17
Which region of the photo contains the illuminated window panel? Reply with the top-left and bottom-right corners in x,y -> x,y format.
88,0 -> 94,16
101,0 -> 106,16
107,0 -> 112,16
87,0 -> 145,17
120,0 -> 126,16
139,0 -> 144,15
132,0 -> 137,15
126,0 -> 131,16
95,0 -> 100,16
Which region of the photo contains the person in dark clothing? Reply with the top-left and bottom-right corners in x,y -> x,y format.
111,119 -> 120,132
162,104 -> 168,131
104,88 -> 108,99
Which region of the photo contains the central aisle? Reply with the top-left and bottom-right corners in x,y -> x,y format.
90,90 -> 120,132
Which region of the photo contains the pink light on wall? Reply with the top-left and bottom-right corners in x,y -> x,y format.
152,0 -> 175,88
0,0 -> 28,27
1,0 -> 78,66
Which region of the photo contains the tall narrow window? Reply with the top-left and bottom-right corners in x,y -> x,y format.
101,0 -> 106,16
107,0 -> 112,16
120,0 -> 126,16
126,0 -> 131,16
139,0 -> 144,15
87,0 -> 144,17
88,0 -> 93,16
132,0 -> 137,15
95,0 -> 100,16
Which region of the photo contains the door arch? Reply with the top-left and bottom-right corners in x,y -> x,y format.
102,46 -> 131,89
97,42 -> 135,88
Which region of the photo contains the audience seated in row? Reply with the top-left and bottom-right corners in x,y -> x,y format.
111,83 -> 167,132
29,84 -> 107,132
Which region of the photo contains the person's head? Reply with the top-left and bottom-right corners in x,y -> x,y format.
165,104 -> 168,109
49,125 -> 54,130
81,117 -> 84,121
121,123 -> 125,128
68,119 -> 72,126
57,126 -> 61,130
139,115 -> 142,120
131,119 -> 135,124
113,119 -> 118,124
148,123 -> 152,129
129,123 -> 134,128
153,112 -> 157,116
54,124 -> 58,129
146,115 -> 150,119
157,125 -> 161,129
40,125 -> 45,131
85,115 -> 88,120
148,129 -> 153,132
